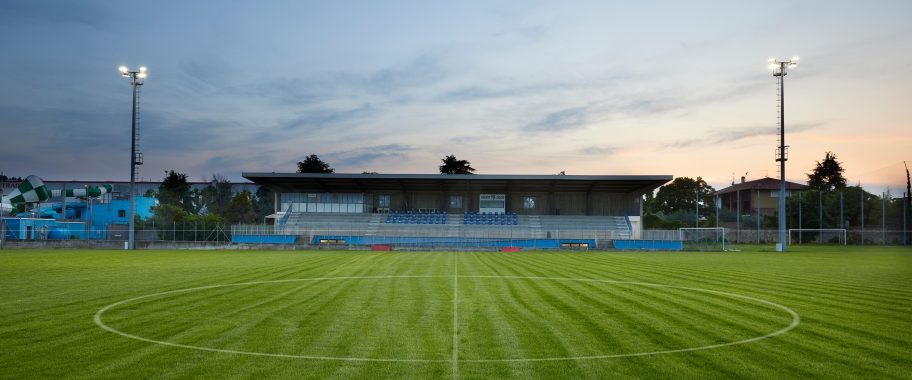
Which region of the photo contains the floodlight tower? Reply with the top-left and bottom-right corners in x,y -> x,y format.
768,56 -> 798,252
119,65 -> 147,250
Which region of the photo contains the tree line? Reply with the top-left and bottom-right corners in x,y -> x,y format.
644,151 -> 912,233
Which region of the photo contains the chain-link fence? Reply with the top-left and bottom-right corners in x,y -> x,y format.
711,188 -> 910,245
231,224 -> 629,250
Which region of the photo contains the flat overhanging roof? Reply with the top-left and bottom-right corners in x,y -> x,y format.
242,173 -> 672,194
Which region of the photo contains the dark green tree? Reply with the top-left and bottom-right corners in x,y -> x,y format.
253,185 -> 274,221
439,154 -> 476,174
653,177 -> 716,217
157,170 -> 194,212
807,151 -> 847,191
297,154 -> 334,173
643,190 -> 659,214
200,174 -> 233,217
224,190 -> 256,224
149,203 -> 189,230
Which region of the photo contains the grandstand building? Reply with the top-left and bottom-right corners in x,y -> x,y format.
241,173 -> 671,249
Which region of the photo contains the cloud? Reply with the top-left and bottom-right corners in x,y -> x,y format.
579,146 -> 616,155
524,106 -> 589,132
663,122 -> 826,149
436,82 -> 568,103
0,1 -> 111,29
240,54 -> 450,107
138,114 -> 240,152
326,144 -> 417,171
281,104 -> 375,131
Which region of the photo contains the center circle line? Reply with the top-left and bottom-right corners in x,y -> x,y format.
94,275 -> 800,363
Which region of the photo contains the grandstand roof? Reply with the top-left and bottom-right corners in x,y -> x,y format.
242,173 -> 672,194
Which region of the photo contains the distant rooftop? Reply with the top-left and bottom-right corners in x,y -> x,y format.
715,177 -> 807,195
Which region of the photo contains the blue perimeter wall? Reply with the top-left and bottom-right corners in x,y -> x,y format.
229,235 -> 683,250
311,235 -> 595,249
613,240 -> 683,251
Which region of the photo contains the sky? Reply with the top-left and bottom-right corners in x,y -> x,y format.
1,1 -> 909,194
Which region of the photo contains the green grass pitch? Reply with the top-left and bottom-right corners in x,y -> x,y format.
1,246 -> 909,379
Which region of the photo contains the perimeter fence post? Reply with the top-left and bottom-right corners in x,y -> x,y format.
736,190 -> 741,243
882,193 -> 886,245
819,191 -> 823,240
861,191 -> 865,245
798,191 -> 803,244
756,189 -> 760,244
840,191 -> 844,230
903,192 -> 908,246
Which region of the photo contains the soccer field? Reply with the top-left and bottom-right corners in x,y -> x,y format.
1,247 -> 909,379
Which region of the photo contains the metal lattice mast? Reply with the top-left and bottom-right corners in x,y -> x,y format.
768,56 -> 799,252
119,65 -> 147,250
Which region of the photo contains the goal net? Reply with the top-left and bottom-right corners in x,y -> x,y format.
678,228 -> 732,251
788,229 -> 847,245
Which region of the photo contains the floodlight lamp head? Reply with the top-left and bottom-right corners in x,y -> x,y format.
118,66 -> 129,74
137,72 -> 147,79
139,66 -> 147,72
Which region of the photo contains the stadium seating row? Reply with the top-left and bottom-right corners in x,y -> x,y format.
385,210 -> 448,224
463,211 -> 519,225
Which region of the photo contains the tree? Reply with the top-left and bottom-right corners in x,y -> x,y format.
297,154 -> 334,173
224,190 -> 256,224
439,154 -> 476,174
807,151 -> 847,191
157,170 -> 194,212
643,190 -> 659,214
200,174 -> 233,217
652,177 -> 716,217
253,185 -> 274,221
0,174 -> 22,182
149,203 -> 189,229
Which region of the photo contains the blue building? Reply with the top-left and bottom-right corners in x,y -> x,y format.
2,197 -> 156,241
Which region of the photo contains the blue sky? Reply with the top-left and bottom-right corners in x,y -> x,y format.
1,1 -> 909,192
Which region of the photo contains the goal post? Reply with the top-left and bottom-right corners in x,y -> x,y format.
678,227 -> 732,251
788,229 -> 847,245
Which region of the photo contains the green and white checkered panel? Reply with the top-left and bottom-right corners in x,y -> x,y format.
51,184 -> 112,198
7,175 -> 51,205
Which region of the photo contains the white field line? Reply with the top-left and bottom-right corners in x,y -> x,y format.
452,253 -> 459,379
94,275 -> 800,363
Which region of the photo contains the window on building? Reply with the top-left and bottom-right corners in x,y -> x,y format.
449,195 -> 462,208
523,196 -> 536,209
118,210 -> 126,218
378,194 -> 390,208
